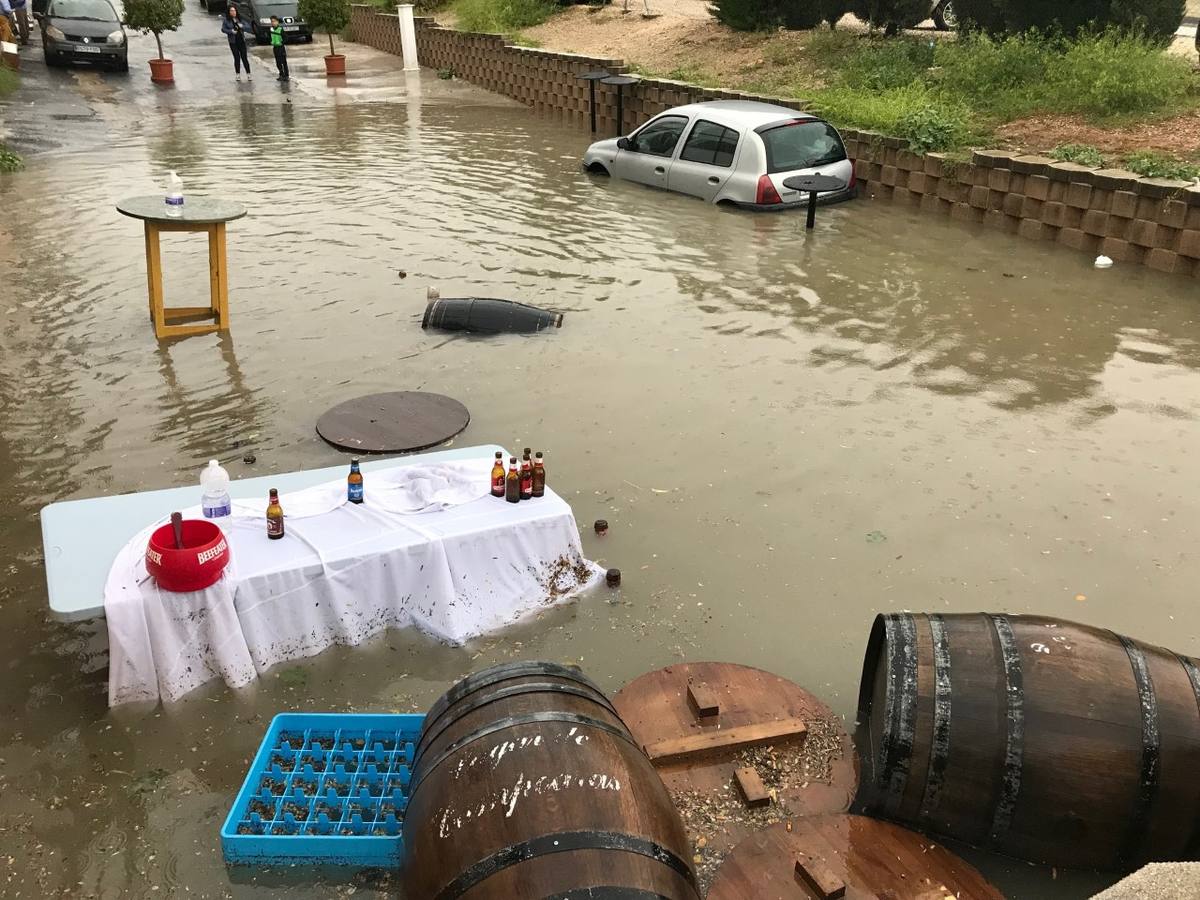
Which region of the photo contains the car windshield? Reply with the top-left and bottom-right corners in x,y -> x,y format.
49,0 -> 116,19
760,121 -> 846,174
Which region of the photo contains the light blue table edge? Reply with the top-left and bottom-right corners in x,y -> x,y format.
41,444 -> 506,623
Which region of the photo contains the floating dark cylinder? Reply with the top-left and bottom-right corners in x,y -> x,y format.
855,612 -> 1200,871
422,297 -> 563,334
402,661 -> 700,900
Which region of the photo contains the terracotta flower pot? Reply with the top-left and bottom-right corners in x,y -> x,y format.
148,57 -> 174,83
324,54 -> 345,76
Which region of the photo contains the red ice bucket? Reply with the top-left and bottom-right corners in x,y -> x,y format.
146,519 -> 230,592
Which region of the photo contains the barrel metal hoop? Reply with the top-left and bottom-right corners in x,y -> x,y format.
1116,634 -> 1160,866
432,830 -> 700,900
919,613 -> 953,824
880,613 -> 918,816
988,614 -> 1024,846
1175,653 -> 1200,856
424,662 -> 605,732
408,711 -> 639,802
416,681 -> 619,763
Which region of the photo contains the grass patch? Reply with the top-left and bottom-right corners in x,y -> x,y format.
0,66 -> 18,99
1050,144 -> 1105,167
786,28 -> 1200,153
1122,151 -> 1200,181
0,143 -> 22,174
451,0 -> 555,33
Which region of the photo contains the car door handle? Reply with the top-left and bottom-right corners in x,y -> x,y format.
654,166 -> 665,174
707,176 -> 720,184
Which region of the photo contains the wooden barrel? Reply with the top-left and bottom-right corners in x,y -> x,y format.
422,297 -> 563,334
855,612 -> 1200,870
402,661 -> 701,900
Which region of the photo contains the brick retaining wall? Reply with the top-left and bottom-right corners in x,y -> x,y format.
350,5 -> 1200,279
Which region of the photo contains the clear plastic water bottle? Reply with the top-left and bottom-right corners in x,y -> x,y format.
200,459 -> 232,527
165,171 -> 184,216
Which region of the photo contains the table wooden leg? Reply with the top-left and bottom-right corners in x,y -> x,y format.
145,223 -> 166,338
210,222 -> 230,331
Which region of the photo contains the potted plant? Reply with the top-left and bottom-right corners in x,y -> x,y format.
122,0 -> 184,83
298,0 -> 350,76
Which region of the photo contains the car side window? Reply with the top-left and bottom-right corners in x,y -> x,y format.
629,116 -> 689,158
679,120 -> 740,168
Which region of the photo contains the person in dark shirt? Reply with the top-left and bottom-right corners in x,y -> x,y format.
221,6 -> 252,81
269,15 -> 289,81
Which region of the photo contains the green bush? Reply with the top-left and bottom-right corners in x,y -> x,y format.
1051,143 -> 1105,166
817,0 -> 852,27
710,0 -> 822,31
1123,151 -> 1200,181
954,0 -> 1184,40
0,142 -> 22,174
850,0 -> 928,31
813,82 -> 972,149
122,0 -> 184,59
934,32 -> 1048,118
839,34 -> 934,89
453,0 -> 555,32
1045,29 -> 1195,118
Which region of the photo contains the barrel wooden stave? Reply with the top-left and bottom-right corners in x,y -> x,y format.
856,612 -> 1200,870
404,662 -> 699,900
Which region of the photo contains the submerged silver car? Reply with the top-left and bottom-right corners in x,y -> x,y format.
582,100 -> 856,211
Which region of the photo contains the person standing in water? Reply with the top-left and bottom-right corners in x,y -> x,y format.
269,15 -> 289,81
222,5 -> 252,81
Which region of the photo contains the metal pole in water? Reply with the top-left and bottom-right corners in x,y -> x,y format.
396,4 -> 419,72
806,190 -> 818,230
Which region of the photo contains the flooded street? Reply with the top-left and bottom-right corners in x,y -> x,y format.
3,6 -> 1200,897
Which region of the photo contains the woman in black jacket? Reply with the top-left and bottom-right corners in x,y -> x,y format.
222,6 -> 252,81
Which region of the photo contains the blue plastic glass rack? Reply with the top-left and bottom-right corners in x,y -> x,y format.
220,712 -> 425,867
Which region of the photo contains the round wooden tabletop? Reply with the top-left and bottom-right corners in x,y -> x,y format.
781,174 -> 848,194
315,391 -> 470,453
707,815 -> 1004,900
116,195 -> 247,225
612,662 -> 858,888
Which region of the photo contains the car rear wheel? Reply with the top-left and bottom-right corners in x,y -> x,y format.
932,0 -> 956,30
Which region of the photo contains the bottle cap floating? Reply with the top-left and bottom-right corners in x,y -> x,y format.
606,568 -> 621,587
146,518 -> 229,592
594,519 -> 609,535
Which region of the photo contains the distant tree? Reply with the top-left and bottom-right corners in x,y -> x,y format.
299,0 -> 351,56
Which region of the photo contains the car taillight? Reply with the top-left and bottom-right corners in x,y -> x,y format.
849,168 -> 857,189
756,175 -> 782,205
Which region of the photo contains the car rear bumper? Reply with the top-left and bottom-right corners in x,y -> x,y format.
732,184 -> 858,212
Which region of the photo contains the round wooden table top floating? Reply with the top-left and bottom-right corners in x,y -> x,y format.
707,815 -> 1004,900
612,662 -> 858,874
315,391 -> 470,453
116,195 -> 248,225
781,175 -> 849,194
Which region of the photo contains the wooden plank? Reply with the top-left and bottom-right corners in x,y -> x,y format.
734,766 -> 770,808
146,224 -> 166,338
687,683 -> 720,719
143,222 -> 156,322
162,306 -> 219,321
212,222 -> 230,330
157,322 -> 222,339
794,854 -> 846,899
643,717 -> 807,764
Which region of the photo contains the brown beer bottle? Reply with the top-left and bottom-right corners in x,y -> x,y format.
266,488 -> 285,540
520,450 -> 533,500
491,451 -> 505,498
505,457 -> 520,503
532,451 -> 546,497
347,457 -> 364,504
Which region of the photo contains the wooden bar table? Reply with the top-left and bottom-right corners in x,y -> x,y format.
117,195 -> 247,339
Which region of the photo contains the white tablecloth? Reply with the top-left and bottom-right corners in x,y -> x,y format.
104,459 -> 600,706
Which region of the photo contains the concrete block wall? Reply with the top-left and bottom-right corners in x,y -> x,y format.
349,5 -> 1200,279
843,135 -> 1200,278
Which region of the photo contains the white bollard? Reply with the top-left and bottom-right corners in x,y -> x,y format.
397,4 -> 419,72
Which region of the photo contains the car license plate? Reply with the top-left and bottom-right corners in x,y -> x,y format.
76,44 -> 102,53
284,24 -> 298,30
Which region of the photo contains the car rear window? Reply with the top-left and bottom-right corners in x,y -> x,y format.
759,121 -> 846,174
49,0 -> 116,17
679,120 -> 739,168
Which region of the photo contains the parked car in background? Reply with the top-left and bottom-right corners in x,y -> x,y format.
233,0 -> 311,43
199,0 -> 228,16
39,0 -> 126,71
932,0 -> 955,30
582,101 -> 856,211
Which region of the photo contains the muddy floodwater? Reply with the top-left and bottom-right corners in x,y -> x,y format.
3,9 -> 1200,898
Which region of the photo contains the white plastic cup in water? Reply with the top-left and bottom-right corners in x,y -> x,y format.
1095,255 -> 1114,269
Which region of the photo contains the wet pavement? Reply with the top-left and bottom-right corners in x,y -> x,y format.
3,5 -> 1200,897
